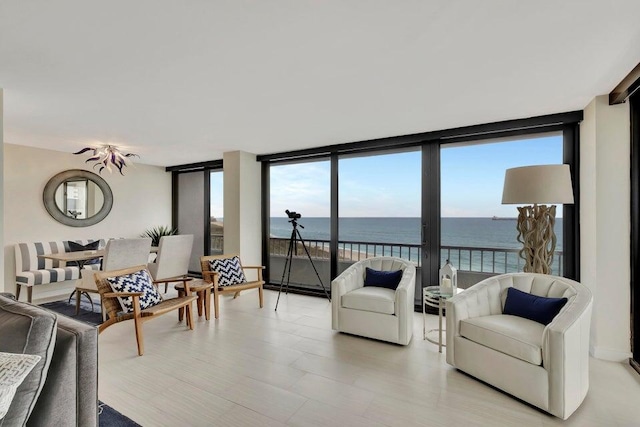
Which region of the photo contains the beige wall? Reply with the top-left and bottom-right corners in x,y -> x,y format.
223,151 -> 262,269
580,95 -> 631,361
3,143 -> 172,302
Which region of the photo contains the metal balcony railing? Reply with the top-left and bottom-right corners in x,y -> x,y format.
269,237 -> 564,276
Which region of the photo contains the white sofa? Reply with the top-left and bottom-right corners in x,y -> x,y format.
446,273 -> 593,420
331,257 -> 416,345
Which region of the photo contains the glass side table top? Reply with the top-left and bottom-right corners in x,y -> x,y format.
423,286 -> 455,299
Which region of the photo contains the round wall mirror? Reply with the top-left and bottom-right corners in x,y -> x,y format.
43,170 -> 113,227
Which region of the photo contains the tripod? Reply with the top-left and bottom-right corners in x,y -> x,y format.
275,217 -> 331,311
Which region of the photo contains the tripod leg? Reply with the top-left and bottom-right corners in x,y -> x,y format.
275,228 -> 296,311
284,232 -> 297,296
296,230 -> 331,302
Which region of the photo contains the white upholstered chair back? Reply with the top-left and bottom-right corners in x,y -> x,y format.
102,238 -> 152,271
147,235 -> 194,280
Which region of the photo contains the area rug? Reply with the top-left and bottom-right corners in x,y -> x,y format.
99,401 -> 141,427
41,298 -> 103,326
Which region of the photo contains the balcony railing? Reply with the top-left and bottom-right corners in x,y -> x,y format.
269,237 -> 564,276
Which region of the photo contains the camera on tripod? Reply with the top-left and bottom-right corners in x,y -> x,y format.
285,209 -> 301,220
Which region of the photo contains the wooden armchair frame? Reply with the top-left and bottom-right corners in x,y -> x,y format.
200,254 -> 265,319
94,265 -> 197,356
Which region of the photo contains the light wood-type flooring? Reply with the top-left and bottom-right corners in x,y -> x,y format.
99,288 -> 640,426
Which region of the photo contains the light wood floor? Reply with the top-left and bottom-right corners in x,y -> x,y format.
99,288 -> 640,426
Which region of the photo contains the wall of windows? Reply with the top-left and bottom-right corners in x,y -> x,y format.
259,112 -> 581,305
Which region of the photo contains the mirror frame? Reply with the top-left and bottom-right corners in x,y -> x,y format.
43,169 -> 113,227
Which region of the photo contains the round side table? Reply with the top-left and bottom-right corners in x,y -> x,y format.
422,286 -> 454,353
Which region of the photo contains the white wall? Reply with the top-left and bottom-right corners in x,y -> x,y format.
3,143 -> 172,302
580,95 -> 631,361
223,151 -> 262,269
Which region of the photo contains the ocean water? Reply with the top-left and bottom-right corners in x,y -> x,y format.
270,217 -> 563,249
270,217 -> 564,273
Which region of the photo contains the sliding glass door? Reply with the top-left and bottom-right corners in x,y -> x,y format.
338,150 -> 422,297
268,160 -> 332,292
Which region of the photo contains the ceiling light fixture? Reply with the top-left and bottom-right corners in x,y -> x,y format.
73,145 -> 139,175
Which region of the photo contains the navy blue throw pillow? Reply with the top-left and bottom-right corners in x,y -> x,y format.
364,268 -> 403,290
68,241 -> 101,265
503,287 -> 568,325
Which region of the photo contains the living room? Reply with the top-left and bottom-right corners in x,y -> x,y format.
2,2 -> 640,426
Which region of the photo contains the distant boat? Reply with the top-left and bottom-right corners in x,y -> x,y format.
492,216 -> 516,220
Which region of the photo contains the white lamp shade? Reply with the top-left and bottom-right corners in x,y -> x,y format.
502,164 -> 574,205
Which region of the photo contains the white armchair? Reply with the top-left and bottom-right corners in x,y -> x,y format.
446,273 -> 593,420
331,257 -> 416,345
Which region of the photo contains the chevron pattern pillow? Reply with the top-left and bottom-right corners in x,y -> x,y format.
209,256 -> 247,286
0,352 -> 42,419
106,269 -> 162,313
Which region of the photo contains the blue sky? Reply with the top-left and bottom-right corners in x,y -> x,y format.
222,134 -> 564,218
210,171 -> 224,219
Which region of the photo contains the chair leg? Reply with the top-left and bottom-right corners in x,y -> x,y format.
204,288 -> 211,321
259,285 -> 264,308
165,282 -> 168,293
233,291 -> 241,299
134,316 -> 144,356
214,292 -> 220,319
15,284 -> 22,301
75,290 -> 81,315
27,287 -> 33,304
196,291 -> 203,317
177,289 -> 185,322
186,303 -> 194,330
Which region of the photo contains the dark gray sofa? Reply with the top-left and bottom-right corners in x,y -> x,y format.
0,293 -> 98,426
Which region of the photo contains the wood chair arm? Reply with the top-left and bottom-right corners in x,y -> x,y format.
241,266 -> 266,270
103,291 -> 144,298
152,276 -> 193,284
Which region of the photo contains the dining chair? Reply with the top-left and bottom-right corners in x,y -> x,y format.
147,234 -> 194,293
76,238 -> 152,317
94,265 -> 197,356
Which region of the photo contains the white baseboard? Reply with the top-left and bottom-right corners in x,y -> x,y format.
590,345 -> 632,362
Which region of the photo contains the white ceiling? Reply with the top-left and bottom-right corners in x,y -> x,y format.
2,1 -> 640,167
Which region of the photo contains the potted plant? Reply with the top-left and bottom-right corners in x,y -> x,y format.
141,225 -> 178,247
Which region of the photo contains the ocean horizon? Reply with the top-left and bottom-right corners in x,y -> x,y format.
269,217 -> 563,250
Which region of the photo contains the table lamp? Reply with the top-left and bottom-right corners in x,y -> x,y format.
502,164 -> 574,274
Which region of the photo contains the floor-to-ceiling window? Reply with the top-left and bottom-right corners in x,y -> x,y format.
268,160 -> 332,293
440,134 -> 565,287
210,170 -> 224,255
337,150 -> 422,297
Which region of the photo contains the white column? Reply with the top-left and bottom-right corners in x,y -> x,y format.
222,151 -> 262,267
580,95 -> 631,361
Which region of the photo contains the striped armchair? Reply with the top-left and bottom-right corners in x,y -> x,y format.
14,239 -> 105,302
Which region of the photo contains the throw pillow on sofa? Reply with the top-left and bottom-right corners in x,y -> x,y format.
68,240 -> 101,265
0,295 -> 57,426
0,352 -> 41,419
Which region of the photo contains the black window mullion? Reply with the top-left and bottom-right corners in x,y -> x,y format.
563,124 -> 580,281
330,154 -> 339,283
422,142 -> 441,294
